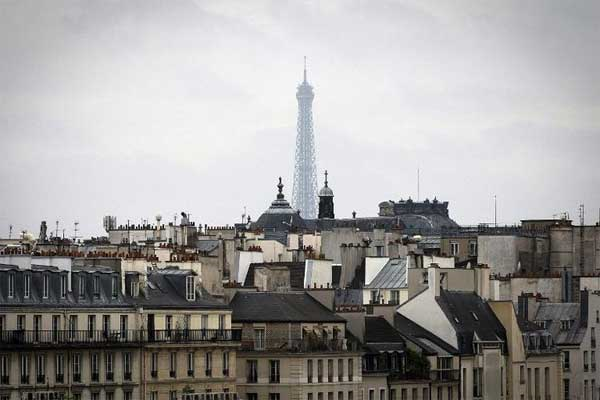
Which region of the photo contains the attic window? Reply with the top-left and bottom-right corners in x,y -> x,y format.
24,273 -> 31,299
43,274 -> 49,298
111,276 -> 118,298
93,275 -> 100,298
454,317 -> 460,324
471,312 -> 479,321
186,276 -> 195,301
78,275 -> 85,298
560,320 -> 573,331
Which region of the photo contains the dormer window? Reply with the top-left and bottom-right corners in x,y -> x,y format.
560,320 -> 573,331
8,273 -> 14,298
471,312 -> 479,321
79,275 -> 85,298
93,275 -> 100,298
43,274 -> 49,298
24,274 -> 31,298
453,317 -> 460,324
60,275 -> 67,298
186,276 -> 195,301
111,276 -> 118,298
130,281 -> 139,297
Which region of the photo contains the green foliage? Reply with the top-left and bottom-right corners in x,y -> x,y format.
405,348 -> 430,378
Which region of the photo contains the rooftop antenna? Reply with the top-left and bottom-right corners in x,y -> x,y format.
578,204 -> 585,274
8,224 -> 13,239
417,168 -> 420,202
242,206 -> 247,223
73,221 -> 81,241
494,195 -> 497,227
55,220 -> 59,238
303,56 -> 307,83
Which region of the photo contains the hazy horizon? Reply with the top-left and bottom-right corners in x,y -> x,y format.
2,0 -> 599,238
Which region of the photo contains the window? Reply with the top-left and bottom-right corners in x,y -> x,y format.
219,314 -> 226,330
88,315 -> 96,338
473,368 -> 482,398
380,389 -> 385,400
247,395 -> 258,400
592,351 -> 596,371
327,359 -> 333,382
60,274 -> 67,298
91,393 -> 99,400
370,290 -> 378,304
24,274 -> 31,298
247,360 -> 258,383
17,315 -> 25,331
584,351 -> 589,371
254,328 -> 265,350
111,276 -> 118,298
187,352 -> 195,377
450,242 -> 459,256
93,275 -> 100,298
0,354 -> 9,383
0,315 -> 5,334
166,315 -> 173,336
123,352 -> 132,381
124,391 -> 133,400
348,359 -> 353,381
78,275 -> 85,298
35,354 -> 45,383
471,312 -> 479,321
563,351 -> 570,370
103,315 -> 110,335
390,290 -> 400,304
317,359 -> 323,383
561,320 -> 573,331
20,354 -> 29,384
43,274 -> 49,298
338,392 -> 344,400
422,389 -> 428,400
269,394 -> 280,400
269,360 -> 280,383
201,314 -> 208,330
170,352 -> 177,378
33,315 -> 41,341
69,315 -> 77,338
72,354 -> 81,382
520,365 -> 525,384
223,351 -> 230,376
120,315 -> 128,339
54,353 -> 64,383
422,272 -> 428,284
150,352 -> 158,378
105,352 -> 114,381
545,368 -> 550,399
338,359 -> 343,382
8,273 -> 14,298
150,392 -> 158,400
106,393 -> 114,400
205,352 -> 212,377
90,353 -> 99,381
469,240 -> 478,256
186,276 -> 195,300
368,390 -> 374,400
592,327 -> 596,348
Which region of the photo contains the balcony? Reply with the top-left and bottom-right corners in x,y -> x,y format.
240,338 -> 347,353
56,373 -> 64,383
0,329 -> 241,347
36,375 -> 45,384
433,369 -> 460,381
182,392 -> 237,400
0,375 -> 8,385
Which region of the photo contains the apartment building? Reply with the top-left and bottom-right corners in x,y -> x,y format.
230,292 -> 363,400
0,262 -> 240,400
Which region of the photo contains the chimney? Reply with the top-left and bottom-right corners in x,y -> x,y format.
474,264 -> 490,299
428,264 -> 440,297
561,269 -> 573,302
580,289 -> 589,328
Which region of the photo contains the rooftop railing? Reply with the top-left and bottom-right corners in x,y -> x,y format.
0,329 -> 241,347
240,338 -> 346,353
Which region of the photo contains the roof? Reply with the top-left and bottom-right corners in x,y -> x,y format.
230,292 -> 345,323
366,258 -> 407,289
251,178 -> 307,232
394,313 -> 458,355
365,316 -> 406,344
535,303 -> 586,345
243,262 -> 306,289
436,290 -> 507,354
334,288 -> 363,306
197,240 -> 219,253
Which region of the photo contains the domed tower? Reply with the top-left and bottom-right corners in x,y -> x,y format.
318,170 -> 334,219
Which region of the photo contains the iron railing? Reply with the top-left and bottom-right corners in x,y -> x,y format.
0,329 -> 241,347
240,338 -> 346,353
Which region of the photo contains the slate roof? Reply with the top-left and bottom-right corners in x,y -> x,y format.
366,258 -> 407,289
394,313 -> 458,355
197,240 -> 219,253
334,288 -> 363,306
365,316 -> 406,344
243,262 -> 306,289
535,303 -> 586,345
436,290 -> 507,355
304,217 -> 404,233
230,292 -> 345,323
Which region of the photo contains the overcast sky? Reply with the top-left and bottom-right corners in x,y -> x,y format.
1,0 -> 599,238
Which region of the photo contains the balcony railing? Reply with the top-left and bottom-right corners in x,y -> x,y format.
432,369 -> 460,381
241,338 -> 347,353
0,329 -> 241,346
182,393 -> 237,400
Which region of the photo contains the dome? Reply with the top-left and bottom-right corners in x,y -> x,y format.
252,178 -> 307,232
318,170 -> 334,197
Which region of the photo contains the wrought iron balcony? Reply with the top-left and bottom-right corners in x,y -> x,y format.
0,329 -> 241,347
182,393 -> 238,400
240,338 -> 347,353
